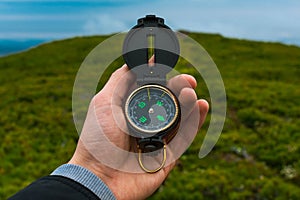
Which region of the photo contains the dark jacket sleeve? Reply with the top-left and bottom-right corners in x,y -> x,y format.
9,175 -> 101,200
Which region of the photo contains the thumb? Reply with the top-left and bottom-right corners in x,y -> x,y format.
96,64 -> 135,106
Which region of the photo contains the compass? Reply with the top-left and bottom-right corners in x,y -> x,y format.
125,84 -> 180,149
123,15 -> 180,173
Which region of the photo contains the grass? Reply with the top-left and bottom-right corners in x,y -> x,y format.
0,32 -> 300,199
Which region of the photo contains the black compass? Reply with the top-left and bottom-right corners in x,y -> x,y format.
123,15 -> 180,173
125,84 -> 180,138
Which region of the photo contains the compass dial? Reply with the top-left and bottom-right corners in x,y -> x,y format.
125,85 -> 179,134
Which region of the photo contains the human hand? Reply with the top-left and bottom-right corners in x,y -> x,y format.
69,64 -> 209,200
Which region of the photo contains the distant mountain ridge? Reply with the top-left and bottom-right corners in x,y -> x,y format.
1,33 -> 300,58
0,39 -> 48,57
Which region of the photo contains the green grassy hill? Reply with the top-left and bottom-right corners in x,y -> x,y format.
0,32 -> 300,199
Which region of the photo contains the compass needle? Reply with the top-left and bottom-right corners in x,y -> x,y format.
147,88 -> 150,101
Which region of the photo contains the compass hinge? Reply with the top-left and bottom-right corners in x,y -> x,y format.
137,15 -> 165,27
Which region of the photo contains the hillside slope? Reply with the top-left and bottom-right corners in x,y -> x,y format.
0,32 -> 300,199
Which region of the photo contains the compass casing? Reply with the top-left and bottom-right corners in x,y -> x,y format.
125,84 -> 181,153
123,15 -> 181,155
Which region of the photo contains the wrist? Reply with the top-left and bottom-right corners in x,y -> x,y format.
51,163 -> 116,200
68,149 -> 122,199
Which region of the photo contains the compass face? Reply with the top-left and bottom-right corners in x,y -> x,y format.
125,85 -> 179,134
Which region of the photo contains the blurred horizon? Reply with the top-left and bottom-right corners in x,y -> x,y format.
1,31 -> 299,57
0,0 -> 299,56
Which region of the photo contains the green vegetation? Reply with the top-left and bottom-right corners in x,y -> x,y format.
0,32 -> 300,199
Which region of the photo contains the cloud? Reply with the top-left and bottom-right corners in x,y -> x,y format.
83,14 -> 128,34
0,0 -> 299,45
0,0 -> 139,2
0,14 -> 85,21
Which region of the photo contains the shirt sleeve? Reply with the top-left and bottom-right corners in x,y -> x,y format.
51,164 -> 116,200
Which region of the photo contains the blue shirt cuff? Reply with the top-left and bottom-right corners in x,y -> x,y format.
51,164 -> 116,200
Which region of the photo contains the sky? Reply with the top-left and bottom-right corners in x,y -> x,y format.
0,0 -> 299,46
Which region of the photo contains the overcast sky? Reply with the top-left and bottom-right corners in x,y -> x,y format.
0,0 -> 299,45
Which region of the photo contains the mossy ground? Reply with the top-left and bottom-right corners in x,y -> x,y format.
0,32 -> 299,199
